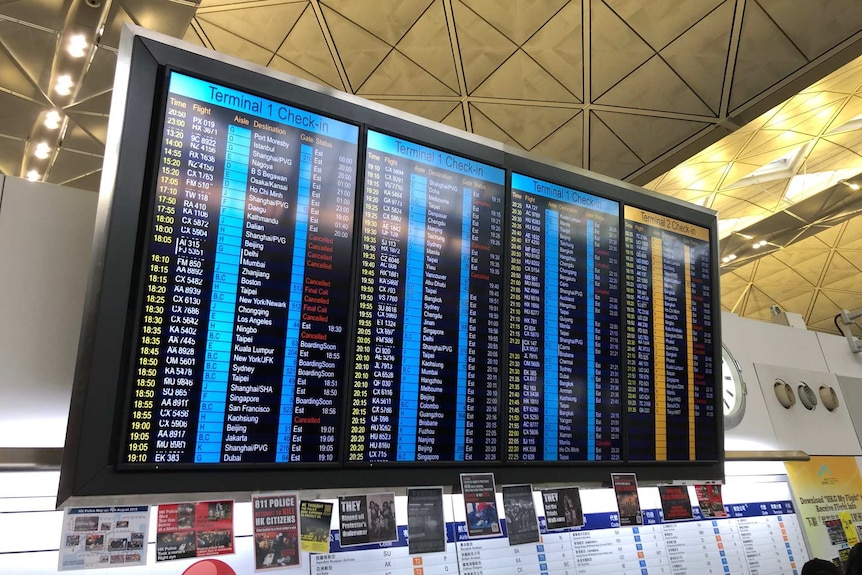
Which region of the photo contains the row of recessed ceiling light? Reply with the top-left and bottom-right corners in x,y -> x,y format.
721,240 -> 771,264
25,34 -> 90,182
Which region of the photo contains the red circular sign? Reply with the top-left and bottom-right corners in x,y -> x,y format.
181,559 -> 236,575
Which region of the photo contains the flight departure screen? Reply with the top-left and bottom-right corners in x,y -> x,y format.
122,72 -> 359,466
347,131 -> 505,463
506,174 -> 622,462
623,206 -> 717,461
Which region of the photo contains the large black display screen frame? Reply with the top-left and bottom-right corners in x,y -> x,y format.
58,27 -> 723,507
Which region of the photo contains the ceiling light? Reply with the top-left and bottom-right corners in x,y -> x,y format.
55,75 -> 74,96
67,34 -> 88,58
727,254 -> 737,261
44,110 -> 62,130
847,182 -> 860,191
26,170 -> 40,182
753,241 -> 763,249
33,142 -> 51,160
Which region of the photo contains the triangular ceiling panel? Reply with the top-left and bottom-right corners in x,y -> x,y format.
605,0 -> 725,51
594,111 -> 710,164
441,104 -> 466,131
358,49 -> 456,96
521,0 -> 582,102
659,0 -> 734,115
0,136 -> 25,176
471,102 -> 577,150
46,149 -> 103,186
588,112 -> 644,179
759,0 -> 862,61
530,112 -> 584,168
460,0 -> 568,46
276,6 -> 343,90
197,3 -> 306,53
784,252 -> 830,284
776,290 -> 816,317
808,292 -> 843,324
472,50 -> 577,102
469,104 -> 521,148
729,0 -> 808,111
810,222 -> 845,249
321,0 -> 432,46
320,4 -> 392,90
838,217 -> 862,246
452,1 -> 517,93
397,1 -> 459,93
0,92 -> 43,139
821,253 -> 862,287
596,55 -> 713,116
371,99 -> 459,123
742,286 -> 781,319
821,290 -> 862,310
197,19 -> 273,66
751,256 -> 792,282
269,56 -> 336,89
62,120 -> 106,155
590,0 -> 655,98
0,26 -> 48,103
0,19 -> 56,95
182,24 -> 209,49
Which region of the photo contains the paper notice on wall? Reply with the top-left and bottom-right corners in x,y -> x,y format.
58,506 -> 151,571
612,473 -> 643,526
156,500 -> 234,562
299,501 -> 333,553
252,493 -> 300,570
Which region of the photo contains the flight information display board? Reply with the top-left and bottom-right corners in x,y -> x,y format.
506,174 -> 622,462
122,72 -> 360,466
347,131 -> 506,463
623,206 -> 717,461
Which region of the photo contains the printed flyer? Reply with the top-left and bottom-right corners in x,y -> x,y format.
299,501 -> 333,553
501,484 -> 540,546
658,485 -> 694,522
156,500 -> 234,562
694,484 -> 727,518
541,487 -> 584,530
58,506 -> 150,571
461,472 -> 501,538
252,493 -> 300,570
406,487 -> 446,554
787,456 -> 862,565
337,493 -> 397,547
611,473 -> 643,526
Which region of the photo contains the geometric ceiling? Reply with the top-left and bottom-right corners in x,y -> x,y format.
4,0 -> 862,336
649,53 -> 862,334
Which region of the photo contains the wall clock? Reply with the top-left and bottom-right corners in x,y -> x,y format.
722,344 -> 747,428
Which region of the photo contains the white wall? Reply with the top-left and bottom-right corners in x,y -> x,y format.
0,177 -> 97,447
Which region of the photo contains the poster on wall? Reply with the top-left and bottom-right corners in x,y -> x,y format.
658,485 -> 694,522
406,487 -> 446,554
461,473 -> 501,538
612,473 -> 643,526
156,500 -> 234,562
58,506 -> 150,571
541,487 -> 584,530
786,456 -> 862,564
694,484 -> 727,518
299,501 -> 333,553
501,484 -> 540,546
337,493 -> 397,547
251,493 -> 300,570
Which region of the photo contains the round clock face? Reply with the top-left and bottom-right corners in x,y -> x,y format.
721,344 -> 746,429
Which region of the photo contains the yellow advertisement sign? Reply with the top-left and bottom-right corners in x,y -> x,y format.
786,456 -> 862,563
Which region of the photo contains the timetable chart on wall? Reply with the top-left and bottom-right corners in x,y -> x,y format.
623,206 -> 717,462
122,72 -> 359,466
348,131 -> 505,463
507,174 -> 622,462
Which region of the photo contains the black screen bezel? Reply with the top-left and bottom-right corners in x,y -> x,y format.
58,31 -> 723,507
